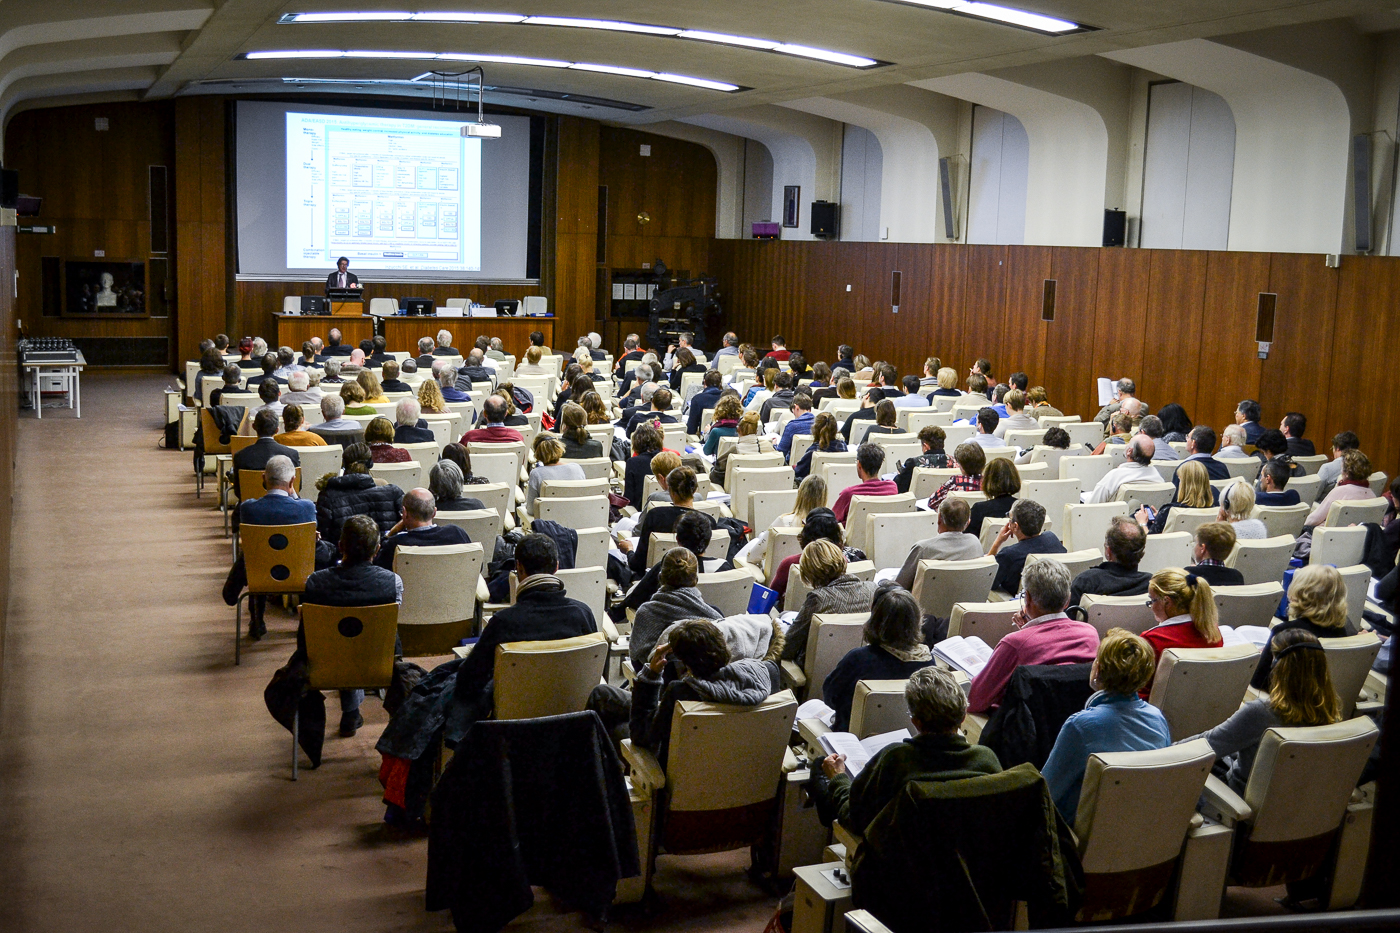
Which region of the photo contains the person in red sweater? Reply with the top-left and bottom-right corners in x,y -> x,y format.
831,443 -> 899,524
461,394 -> 524,444
1137,567 -> 1224,698
765,335 -> 791,363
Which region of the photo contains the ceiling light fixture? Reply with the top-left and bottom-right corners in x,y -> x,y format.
880,0 -> 1084,34
276,11 -> 883,68
242,50 -> 745,91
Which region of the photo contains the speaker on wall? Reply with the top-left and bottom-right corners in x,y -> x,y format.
1353,134 -> 1372,253
811,201 -> 839,239
1102,209 -> 1127,247
938,157 -> 956,240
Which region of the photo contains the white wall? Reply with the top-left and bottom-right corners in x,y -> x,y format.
741,139 -> 774,233
1140,81 -> 1235,250
967,106 -> 1029,245
840,124 -> 883,242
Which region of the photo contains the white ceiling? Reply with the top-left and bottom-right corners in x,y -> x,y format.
1,0 -> 1399,123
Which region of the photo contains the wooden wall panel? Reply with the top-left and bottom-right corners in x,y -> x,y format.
1330,256 -> 1400,477
1089,248 -> 1151,414
174,98 -> 227,366
1195,251 -> 1271,433
0,226 -> 14,716
1141,251 -> 1208,425
1260,253 -> 1338,457
999,246 -> 1051,389
961,246 -> 1008,381
552,116 -> 599,351
1042,248 -> 1101,421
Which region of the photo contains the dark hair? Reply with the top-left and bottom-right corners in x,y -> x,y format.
1157,403 -> 1193,437
793,393 -> 813,412
1043,426 -> 1070,449
200,347 -> 224,374
675,510 -> 714,556
918,425 -> 946,450
838,344 -> 853,360
283,403 -> 304,431
1237,399 -> 1262,422
632,422 -> 663,455
337,255 -> 349,265
258,379 -> 280,403
254,408 -> 281,436
340,514 -> 380,563
1009,371 -> 1028,391
1189,425 -> 1217,454
561,402 -> 588,444
812,411 -> 839,449
442,442 -> 471,477
342,442 -> 374,473
788,352 -> 806,373
515,533 -> 559,575
651,387 -> 673,410
659,547 -> 699,589
1105,515 -> 1147,569
704,369 -> 722,388
1283,412 -> 1307,439
865,584 -> 922,651
482,395 -> 508,423
771,334 -> 786,346
261,353 -> 278,375
874,399 -> 897,427
902,374 -> 921,394
1256,428 -> 1288,457
1010,497 -> 1047,536
977,407 -> 999,434
373,335 -> 387,353
530,330 -> 544,346
954,442 -> 986,476
1332,431 -> 1360,452
982,458 -> 1021,498
358,339 -> 374,356
857,443 -> 886,476
668,619 -> 730,681
812,362 -> 831,383
676,348 -> 696,368
1262,458 -> 1291,490
800,508 -> 844,548
975,357 -> 993,377
667,466 -> 699,502
775,371 -> 793,390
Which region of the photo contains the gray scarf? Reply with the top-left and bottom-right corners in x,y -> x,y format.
685,658 -> 773,705
629,586 -> 723,668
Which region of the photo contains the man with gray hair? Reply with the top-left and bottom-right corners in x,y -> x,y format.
894,498 -> 984,590
280,370 -> 322,408
309,336 -> 325,360
323,327 -> 352,357
415,336 -> 437,367
967,558 -> 1099,713
393,397 -> 435,443
988,498 -> 1066,596
1070,515 -> 1151,607
586,331 -> 606,361
614,333 -> 644,376
310,394 -> 364,446
713,331 -> 740,359
486,336 -> 507,361
1136,415 -> 1178,461
250,336 -> 269,360
320,358 -> 344,384
1085,434 -> 1161,503
439,366 -> 469,401
1094,377 -> 1149,425
814,665 -> 1002,835
456,348 -> 496,390
434,329 -> 459,356
372,487 -> 471,570
272,346 -> 301,379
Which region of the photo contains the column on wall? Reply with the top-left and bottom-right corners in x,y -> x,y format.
173,97 -> 226,366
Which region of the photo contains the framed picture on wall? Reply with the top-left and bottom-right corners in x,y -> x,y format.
783,186 -> 801,228
64,260 -> 147,317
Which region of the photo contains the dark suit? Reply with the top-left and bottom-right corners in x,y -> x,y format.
623,409 -> 676,437
1286,437 -> 1316,457
415,354 -> 436,367
433,346 -> 461,357
1240,421 -> 1264,445
380,379 -> 412,393
686,386 -> 722,436
394,422 -> 436,444
245,373 -> 286,388
1185,563 -> 1244,587
1173,454 -> 1229,487
232,437 -> 301,499
589,349 -> 607,362
221,492 -> 333,622
326,270 -> 360,291
614,350 -> 643,376
323,345 -> 354,357
373,523 -> 472,570
992,532 -> 1066,595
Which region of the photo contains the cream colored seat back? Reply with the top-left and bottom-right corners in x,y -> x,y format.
725,450 -> 783,492
1255,504 -> 1310,539
574,526 -> 610,571
1322,632 -> 1383,718
1151,460 -> 1185,482
436,508 -> 503,564
468,482 -> 513,522
1078,594 -> 1155,636
1027,548 -> 1101,582
1014,462 -> 1049,481
696,569 -> 755,616
911,467 -> 959,499
1310,526 -> 1367,567
1148,644 -> 1260,739
1030,445 -> 1083,477
911,557 -> 997,619
538,477 -> 609,502
941,424 -> 976,450
902,409 -> 953,433
1062,501 -> 1128,552
535,495 -> 608,529
643,472 -> 713,503
493,632 -> 608,719
1337,564 -> 1370,628
1291,455 -> 1328,475
1060,456 -> 1114,491
647,529 -> 731,567
867,511 -> 940,570
1004,429 -> 1047,450
1162,507 -> 1219,536
555,565 -> 606,624
1063,421 -> 1105,448
752,489 -> 799,535
370,460 -> 422,494
1018,478 -> 1082,524
764,526 -> 804,578
420,416 -> 458,451
821,461 -> 860,507
393,543 -> 484,655
731,467 -> 796,525
1224,535 -> 1295,586
1326,496 -> 1387,527
1218,457 -> 1262,481
947,600 -> 1022,648
1139,531 -> 1194,575
845,493 -> 915,553
1115,482 -> 1176,513
782,613 -> 869,696
1073,740 -> 1217,922
849,680 -> 913,739
393,441 -> 439,472
1212,583 -> 1284,628
296,444 -> 344,503
468,452 -> 520,490
1286,474 -> 1323,504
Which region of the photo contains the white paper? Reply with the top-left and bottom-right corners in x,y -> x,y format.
612,283 -> 624,300
932,635 -> 994,677
819,728 -> 911,777
797,698 -> 837,727
1222,624 -> 1272,648
623,283 -> 636,300
873,567 -> 900,585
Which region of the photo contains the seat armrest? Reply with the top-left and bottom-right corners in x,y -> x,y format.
782,745 -> 808,776
961,711 -> 987,744
1200,774 -> 1252,828
622,658 -> 637,685
475,577 -> 490,604
798,718 -> 833,759
1244,685 -> 1266,704
621,739 -> 666,792
832,820 -> 863,854
844,910 -> 896,933
781,659 -> 808,689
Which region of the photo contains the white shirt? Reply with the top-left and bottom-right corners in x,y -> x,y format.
972,432 -> 1004,450
1086,460 -> 1164,504
993,411 -> 1040,439
892,393 -> 930,408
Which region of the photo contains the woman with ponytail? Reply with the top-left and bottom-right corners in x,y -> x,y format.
1140,568 -> 1224,698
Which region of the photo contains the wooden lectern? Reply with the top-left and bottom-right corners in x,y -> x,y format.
327,288 -> 364,317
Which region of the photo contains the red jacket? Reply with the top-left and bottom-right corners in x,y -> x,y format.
461,425 -> 524,445
832,479 -> 898,524
1139,617 -> 1222,698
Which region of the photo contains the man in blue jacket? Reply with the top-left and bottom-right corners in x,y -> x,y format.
374,488 -> 471,570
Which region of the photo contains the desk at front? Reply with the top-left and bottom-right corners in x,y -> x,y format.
274,314 -> 553,358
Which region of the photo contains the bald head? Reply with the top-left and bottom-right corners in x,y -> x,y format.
402,487 -> 437,527
1121,397 -> 1144,419
1128,434 -> 1155,465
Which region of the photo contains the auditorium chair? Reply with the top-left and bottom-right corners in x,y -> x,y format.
1291,455 -> 1328,475
1368,472 -> 1388,496
535,495 -> 608,532
1060,455 -> 1114,491
1072,740 -> 1220,921
1003,428 -> 1047,449
1011,462 -> 1049,481
866,511 -> 939,570
1163,507 -> 1219,536
785,561 -> 876,613
1114,481 -> 1176,513
899,409 -> 953,433
731,466 -> 795,525
1218,457 -> 1262,482
1310,525 -> 1367,567
977,515 -> 1054,556
1147,644 -> 1260,739
951,402 -> 985,422
435,508 -> 503,564
466,440 -> 526,480
1152,459 -> 1186,482
622,691 -> 797,894
1026,548 -> 1102,582
370,460 -> 422,495
466,482 -> 514,526
1197,718 -> 1377,909
797,679 -> 911,761
392,441 -> 439,472
1077,594 -> 1156,636
845,493 -> 915,554
1286,474 -> 1323,503
574,527 -> 610,572
419,415 -> 459,450
293,445 -> 342,503
1325,496 -> 1388,527
764,526 -> 804,578
724,450 -> 783,492
947,600 -> 1022,647
696,569 -> 756,616
1255,504 -> 1310,539
1061,501 -> 1128,551
1225,535 -> 1295,585
236,467 -> 302,500
788,434 -> 815,468
393,543 -> 485,655
1212,583 -> 1284,628
910,557 -> 997,621
780,613 -> 869,699
1028,444 -> 1086,476
981,447 -> 1018,463
1322,633 -> 1383,718
235,521 -> 317,664
1018,478 -> 1082,524
930,394 -> 961,413
910,467 -> 958,498
493,632 -> 608,719
1063,421 -> 1105,448
295,602 -> 398,778
752,489 -> 800,536
1137,531 -> 1194,575
1337,564 -> 1371,628
535,477 -> 609,513
822,462 -> 860,507
941,424 -> 977,450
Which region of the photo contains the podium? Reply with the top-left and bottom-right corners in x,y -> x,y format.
326,287 -> 365,317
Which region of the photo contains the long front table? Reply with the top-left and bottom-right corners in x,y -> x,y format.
275,314 -> 553,358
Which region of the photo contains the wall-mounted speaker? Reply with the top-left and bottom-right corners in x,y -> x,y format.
811,200 -> 839,239
1103,209 -> 1127,247
938,157 -> 957,240
1353,134 -> 1372,253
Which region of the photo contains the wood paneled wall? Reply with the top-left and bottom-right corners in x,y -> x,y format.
713,241 -> 1400,477
174,98 -> 228,366
6,102 -> 176,351
0,225 -> 14,715
552,116 -> 599,350
599,126 -> 716,274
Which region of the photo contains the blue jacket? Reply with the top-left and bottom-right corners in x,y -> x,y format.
373,523 -> 472,570
240,490 -> 316,526
777,411 -> 815,459
1041,691 -> 1171,822
686,386 -> 723,436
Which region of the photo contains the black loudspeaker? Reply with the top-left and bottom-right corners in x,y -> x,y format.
0,169 -> 17,209
1353,134 -> 1372,253
811,201 -> 839,239
1102,209 -> 1127,247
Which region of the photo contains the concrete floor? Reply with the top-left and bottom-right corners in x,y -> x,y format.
0,373 -> 1287,931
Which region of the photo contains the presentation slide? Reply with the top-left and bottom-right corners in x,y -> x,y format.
235,102 -> 535,282
285,111 -> 482,273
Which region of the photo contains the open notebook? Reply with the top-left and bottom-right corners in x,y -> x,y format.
797,698 -> 837,727
932,635 -> 994,677
818,729 -> 912,777
1220,625 -> 1273,649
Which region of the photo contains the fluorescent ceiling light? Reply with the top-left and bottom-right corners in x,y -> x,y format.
887,0 -> 1081,33
242,49 -> 746,90
277,11 -> 886,68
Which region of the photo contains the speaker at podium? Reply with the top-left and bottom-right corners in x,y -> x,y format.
326,287 -> 365,317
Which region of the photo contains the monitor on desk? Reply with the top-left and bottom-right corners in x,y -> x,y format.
300,295 -> 327,314
494,299 -> 520,317
403,297 -> 433,316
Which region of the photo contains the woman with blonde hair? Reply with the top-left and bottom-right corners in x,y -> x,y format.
1219,480 -> 1267,539
357,368 -> 389,404
836,377 -> 857,400
1139,569 -> 1223,696
517,344 -> 547,375
417,377 -> 448,414
736,474 -> 827,565
703,394 -> 744,456
932,366 -> 961,398
1140,459 -> 1213,534
794,411 -> 847,481
525,432 -> 585,513
580,390 -> 611,425
1042,628 -> 1171,821
1185,627 -> 1340,793
851,355 -> 873,379
783,538 -> 876,667
1250,564 -> 1351,689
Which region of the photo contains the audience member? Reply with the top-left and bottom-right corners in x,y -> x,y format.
989,498 -> 1065,596
1306,448 -> 1373,528
413,336 -> 437,368
627,548 -> 724,669
320,358 -> 344,385
685,370 -> 724,435
1094,377 -> 1147,424
237,380 -> 285,435
931,366 -> 961,397
209,364 -> 241,406
831,444 -> 898,524
1028,386 -> 1063,418
373,487 -> 471,570
894,498 -> 983,590
392,398 -> 435,444
970,408 -> 1001,449
1317,431 -> 1360,499
765,335 -> 791,362
822,586 -> 935,732
340,381 -> 374,415
379,360 -> 410,393
793,411 -> 847,482
1156,403 -> 1193,443
759,370 -> 797,423
1069,516 -> 1151,606
966,457 -> 1020,537
776,393 -> 816,461
864,399 -> 901,438
992,390 -> 1037,437
1086,435 -> 1160,504
770,509 -> 865,598
1184,522 -> 1244,586
1140,459 -> 1215,533
428,461 -> 485,513
1138,568 -> 1224,690
1136,415 -> 1178,461
365,417 -> 410,463
613,511 -> 732,622
892,425 -> 948,494
737,475 -> 825,566
314,442 -> 404,545
1250,564 -> 1351,690
623,423 -> 664,508
839,386 -> 883,442
621,466 -> 714,576
1281,412 -> 1316,457
1218,424 -> 1248,459
525,434 -> 586,514
702,395 -> 743,457
235,337 -> 260,371
309,395 -> 364,447
1219,481 -> 1267,539
1175,425 -> 1229,486
433,329 -> 460,356
280,370 -> 321,408
461,395 -> 523,444
559,403 -> 604,460
1255,459 -> 1302,506
323,328 -> 353,357
274,404 -> 327,447
783,540 -> 877,667
1235,399 -> 1264,445
928,442 -> 985,511
232,409 -> 300,503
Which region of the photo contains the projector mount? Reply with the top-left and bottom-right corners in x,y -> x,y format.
427,66 -> 501,138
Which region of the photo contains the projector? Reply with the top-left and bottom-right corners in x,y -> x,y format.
461,123 -> 502,139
